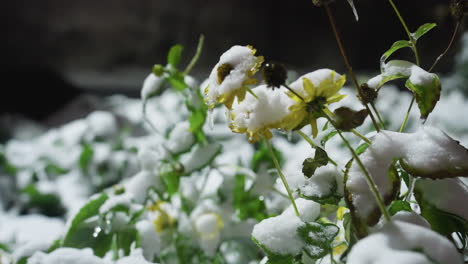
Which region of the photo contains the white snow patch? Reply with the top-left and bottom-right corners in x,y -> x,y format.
347,220 -> 463,264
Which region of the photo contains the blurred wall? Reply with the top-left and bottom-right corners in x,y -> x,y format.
0,0 -> 462,119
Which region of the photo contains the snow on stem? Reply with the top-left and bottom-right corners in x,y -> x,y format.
321,110 -> 391,222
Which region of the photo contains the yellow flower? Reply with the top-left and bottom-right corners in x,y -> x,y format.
288,69 -> 347,138
148,201 -> 176,233
204,45 -> 263,109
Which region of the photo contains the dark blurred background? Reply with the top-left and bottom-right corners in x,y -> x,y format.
0,0 -> 462,123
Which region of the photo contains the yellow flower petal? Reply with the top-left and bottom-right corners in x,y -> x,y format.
302,78 -> 317,100
327,93 -> 347,104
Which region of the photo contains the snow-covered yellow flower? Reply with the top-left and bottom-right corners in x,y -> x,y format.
288,69 -> 347,138
204,45 -> 264,109
229,85 -> 304,143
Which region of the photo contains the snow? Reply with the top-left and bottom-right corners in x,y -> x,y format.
299,165 -> 343,199
347,127 -> 468,222
252,211 -> 304,256
99,193 -> 133,214
367,60 -> 437,89
86,111 -> 117,138
347,220 -> 463,264
181,143 -> 221,173
165,121 -> 195,154
415,178 -> 468,222
27,248 -> 107,264
141,73 -> 164,100
288,69 -> 344,98
124,171 -> 161,204
229,84 -> 298,142
0,215 -> 65,261
136,220 -> 162,261
252,198 -> 319,256
204,45 -> 260,108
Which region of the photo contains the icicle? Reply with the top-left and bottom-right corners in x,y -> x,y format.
207,109 -> 215,130
346,0 -> 359,21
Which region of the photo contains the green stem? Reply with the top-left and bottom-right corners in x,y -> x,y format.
387,0 -> 420,66
370,102 -> 386,129
296,130 -> 338,166
323,112 -> 391,222
324,5 -> 380,133
265,138 -> 300,216
350,129 -> 372,144
183,34 -> 205,75
387,0 -> 421,129
399,97 -> 414,132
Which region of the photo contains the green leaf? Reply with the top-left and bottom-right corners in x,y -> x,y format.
320,130 -> 338,147
0,152 -> 17,175
252,142 -> 283,172
302,147 -> 328,178
162,168 -> 181,196
382,40 -> 412,62
62,193 -> 109,247
44,163 -> 69,175
388,200 -> 412,216
233,174 -> 268,221
412,23 -> 437,42
355,143 -> 369,155
167,44 -> 184,67
22,184 -> 65,217
297,222 -> 339,259
405,74 -> 441,119
168,71 -> 188,91
79,143 -> 94,174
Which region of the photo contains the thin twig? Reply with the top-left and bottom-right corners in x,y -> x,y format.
429,22 -> 460,72
324,5 -> 381,133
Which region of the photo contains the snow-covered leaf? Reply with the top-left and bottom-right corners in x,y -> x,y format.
346,127 -> 468,228
415,178 -> 468,250
181,143 -> 222,174
347,220 -> 463,264
297,222 -> 338,259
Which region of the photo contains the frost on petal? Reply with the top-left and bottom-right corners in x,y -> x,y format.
229,85 -> 304,142
204,45 -> 263,109
346,127 -> 468,226
347,220 -> 463,264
